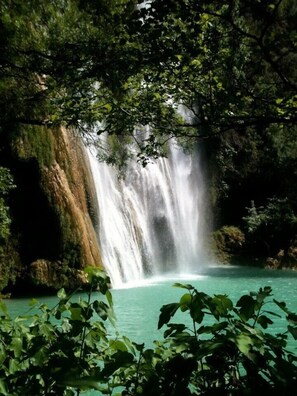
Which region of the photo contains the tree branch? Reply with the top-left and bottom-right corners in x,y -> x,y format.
193,3 -> 297,91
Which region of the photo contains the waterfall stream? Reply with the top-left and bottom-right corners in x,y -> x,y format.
87,142 -> 207,288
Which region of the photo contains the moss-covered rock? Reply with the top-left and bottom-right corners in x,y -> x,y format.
286,238 -> 297,266
0,239 -> 22,291
265,238 -> 297,269
212,226 -> 245,264
12,125 -> 56,167
29,259 -> 88,291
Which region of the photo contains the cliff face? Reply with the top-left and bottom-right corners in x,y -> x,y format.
0,125 -> 102,294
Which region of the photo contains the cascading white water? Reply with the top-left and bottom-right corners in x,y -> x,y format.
88,141 -> 207,288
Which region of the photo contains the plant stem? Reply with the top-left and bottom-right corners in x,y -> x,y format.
76,283 -> 93,396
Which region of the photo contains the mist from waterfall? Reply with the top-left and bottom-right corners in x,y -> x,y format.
87,141 -> 207,288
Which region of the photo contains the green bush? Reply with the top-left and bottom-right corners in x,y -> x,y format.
243,198 -> 297,257
0,268 -> 115,395
0,270 -> 296,395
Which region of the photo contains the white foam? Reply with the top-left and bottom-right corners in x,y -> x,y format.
111,273 -> 208,290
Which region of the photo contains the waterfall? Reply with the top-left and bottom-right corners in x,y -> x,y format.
87,141 -> 207,288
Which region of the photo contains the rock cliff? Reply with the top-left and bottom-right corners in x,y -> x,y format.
0,124 -> 102,294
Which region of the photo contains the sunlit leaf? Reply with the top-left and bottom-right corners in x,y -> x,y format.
173,283 -> 194,290
236,334 -> 252,356
11,337 -> 22,358
110,340 -> 128,352
70,307 -> 82,321
0,300 -> 8,316
29,298 -> 39,307
0,379 -> 8,395
105,289 -> 113,308
180,293 -> 192,312
57,288 -> 67,300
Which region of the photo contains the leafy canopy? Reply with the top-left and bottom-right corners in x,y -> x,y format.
0,0 -> 296,163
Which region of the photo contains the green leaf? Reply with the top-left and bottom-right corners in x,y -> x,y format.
236,334 -> 252,356
132,342 -> 145,353
158,303 -> 180,329
84,267 -> 109,291
70,307 -> 82,321
198,321 -> 228,334
33,348 -> 48,366
212,294 -> 233,316
121,335 -> 135,354
29,298 -> 39,307
57,288 -> 67,300
40,323 -> 55,339
0,300 -> 8,316
255,286 -> 272,304
11,337 -> 23,358
257,315 -> 273,329
9,359 -> 21,374
173,283 -> 194,290
164,323 -> 187,338
102,351 -> 135,376
110,340 -> 128,352
191,293 -> 207,324
273,299 -> 289,313
105,289 -> 113,308
263,310 -> 281,318
180,293 -> 192,311
287,313 -> 297,325
93,300 -> 109,321
288,325 -> 297,340
0,379 -> 8,395
104,103 -> 112,112
61,318 -> 71,333
236,295 -> 256,321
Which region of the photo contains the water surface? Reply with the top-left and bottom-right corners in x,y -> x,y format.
5,266 -> 297,347
4,265 -> 297,395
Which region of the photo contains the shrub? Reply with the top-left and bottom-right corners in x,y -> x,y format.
243,197 -> 297,257
0,271 -> 296,395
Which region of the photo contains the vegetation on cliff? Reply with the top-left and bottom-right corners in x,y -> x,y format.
0,167 -> 21,292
